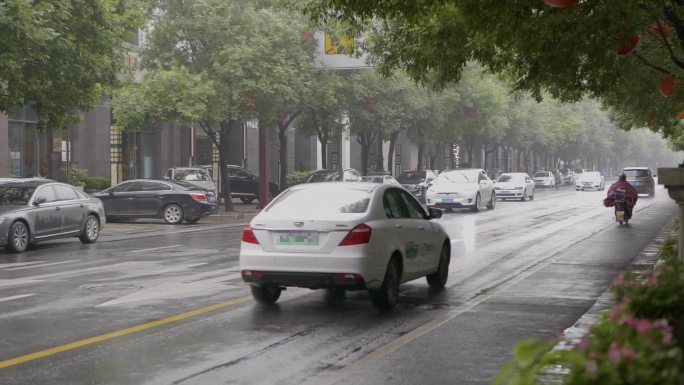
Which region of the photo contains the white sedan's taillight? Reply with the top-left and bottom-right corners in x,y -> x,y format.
190,193 -> 208,202
338,224 -> 372,246
242,226 -> 259,244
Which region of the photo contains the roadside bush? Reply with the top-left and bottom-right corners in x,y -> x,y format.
59,165 -> 110,190
286,171 -> 312,187
493,236 -> 684,385
83,176 -> 111,191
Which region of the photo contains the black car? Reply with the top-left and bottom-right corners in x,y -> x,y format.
623,167 -> 656,197
93,179 -> 218,224
396,170 -> 438,203
226,165 -> 279,203
306,168 -> 361,183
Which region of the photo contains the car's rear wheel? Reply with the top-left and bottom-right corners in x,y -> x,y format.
487,193 -> 496,210
240,198 -> 254,204
369,258 -> 401,310
426,244 -> 450,288
163,204 -> 184,224
6,221 -> 29,253
251,284 -> 282,304
79,215 -> 100,244
470,193 -> 481,212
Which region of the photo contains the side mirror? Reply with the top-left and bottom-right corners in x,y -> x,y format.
33,197 -> 46,205
428,207 -> 443,219
108,191 -> 115,196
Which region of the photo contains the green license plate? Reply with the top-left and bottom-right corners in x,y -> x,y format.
277,233 -> 319,246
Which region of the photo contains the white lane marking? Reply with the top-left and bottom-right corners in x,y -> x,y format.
0,294 -> 36,302
96,273 -> 242,307
130,245 -> 183,253
0,261 -> 48,269
0,262 -> 150,288
4,260 -> 79,271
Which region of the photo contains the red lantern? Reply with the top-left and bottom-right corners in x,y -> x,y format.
649,22 -> 670,39
659,75 -> 676,98
616,34 -> 639,55
463,106 -> 478,118
677,112 -> 684,120
543,0 -> 579,9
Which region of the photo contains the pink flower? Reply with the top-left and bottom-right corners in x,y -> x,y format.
621,346 -> 637,360
608,341 -> 622,364
577,337 -> 591,350
610,304 -> 625,321
648,275 -> 659,286
663,331 -> 673,345
585,359 -> 598,374
612,272 -> 626,287
636,319 -> 651,335
589,351 -> 599,359
621,295 -> 631,303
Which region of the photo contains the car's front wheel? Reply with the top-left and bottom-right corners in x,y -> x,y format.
163,204 -> 184,224
251,284 -> 282,304
521,189 -> 527,202
487,193 -> 496,210
426,244 -> 450,288
470,193 -> 481,212
6,221 -> 29,253
369,258 -> 401,310
79,215 -> 100,244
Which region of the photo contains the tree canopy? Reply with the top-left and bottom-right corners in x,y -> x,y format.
306,0 -> 684,149
0,0 -> 149,129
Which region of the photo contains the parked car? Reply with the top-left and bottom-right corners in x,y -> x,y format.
239,182 -> 450,309
494,173 -> 535,201
575,171 -> 605,191
164,167 -> 217,195
226,165 -> 280,204
561,169 -> 576,186
396,170 -> 438,203
425,168 -> 496,212
623,167 -> 656,197
360,175 -> 400,185
0,177 -> 54,184
533,171 -> 556,188
306,169 -> 362,183
0,180 -> 105,253
93,179 -> 218,224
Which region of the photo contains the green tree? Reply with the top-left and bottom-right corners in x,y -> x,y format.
0,0 -> 149,130
307,0 -> 684,149
112,0 -> 315,210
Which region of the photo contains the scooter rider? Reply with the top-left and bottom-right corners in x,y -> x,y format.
603,173 -> 638,220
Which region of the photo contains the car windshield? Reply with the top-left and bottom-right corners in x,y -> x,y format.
581,172 -> 601,180
308,170 -> 342,182
624,169 -> 650,178
397,171 -> 426,184
534,172 -> 549,178
266,188 -> 371,215
0,186 -> 36,205
437,170 -> 477,183
174,169 -> 211,181
497,174 -> 524,183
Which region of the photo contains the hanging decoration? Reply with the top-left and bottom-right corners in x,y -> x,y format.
616,33 -> 639,55
659,75 -> 676,98
543,0 -> 579,9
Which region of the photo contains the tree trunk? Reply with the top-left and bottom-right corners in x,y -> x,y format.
503,146 -> 511,173
219,121 -> 234,212
417,143 -> 425,170
278,124 -> 288,190
387,131 -> 400,175
375,138 -> 384,172
360,143 -> 370,175
317,129 -> 328,170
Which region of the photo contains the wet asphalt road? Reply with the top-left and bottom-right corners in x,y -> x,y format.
0,185 -> 677,385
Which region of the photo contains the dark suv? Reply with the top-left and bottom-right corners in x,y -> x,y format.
623,167 -> 655,197
226,165 -> 280,203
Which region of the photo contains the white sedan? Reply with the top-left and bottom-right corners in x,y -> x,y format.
533,171 -> 555,188
425,169 -> 496,212
576,171 -> 605,191
494,173 -> 535,201
239,183 -> 450,309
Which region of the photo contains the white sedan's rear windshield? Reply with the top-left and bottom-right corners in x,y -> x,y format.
266,188 -> 371,215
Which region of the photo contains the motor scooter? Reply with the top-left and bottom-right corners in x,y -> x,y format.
613,192 -> 629,225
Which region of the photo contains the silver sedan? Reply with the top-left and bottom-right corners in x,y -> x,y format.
0,181 -> 106,253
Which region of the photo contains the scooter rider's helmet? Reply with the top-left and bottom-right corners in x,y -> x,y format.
619,173 -> 627,181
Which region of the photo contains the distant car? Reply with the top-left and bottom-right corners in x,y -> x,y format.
623,167 -> 656,197
561,169 -> 576,186
576,171 -> 605,191
306,169 -> 361,183
533,171 -> 556,188
494,173 -> 535,201
164,167 -> 217,196
360,175 -> 400,185
0,177 -> 54,184
396,170 -> 438,203
239,182 -> 450,309
93,179 -> 218,224
226,165 -> 280,204
0,180 -> 105,253
425,168 -> 496,212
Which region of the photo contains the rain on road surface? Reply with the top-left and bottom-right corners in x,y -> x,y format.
0,186 -> 676,385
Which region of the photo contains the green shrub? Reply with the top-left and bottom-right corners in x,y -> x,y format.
83,176 -> 111,191
286,171 -> 313,187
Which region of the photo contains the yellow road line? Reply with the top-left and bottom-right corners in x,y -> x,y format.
0,295 -> 253,369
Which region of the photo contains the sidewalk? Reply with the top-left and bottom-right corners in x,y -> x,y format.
202,202 -> 261,223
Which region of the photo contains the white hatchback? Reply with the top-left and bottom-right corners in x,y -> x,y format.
240,183 -> 451,309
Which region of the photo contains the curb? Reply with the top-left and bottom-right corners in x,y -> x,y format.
540,221 -> 676,382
